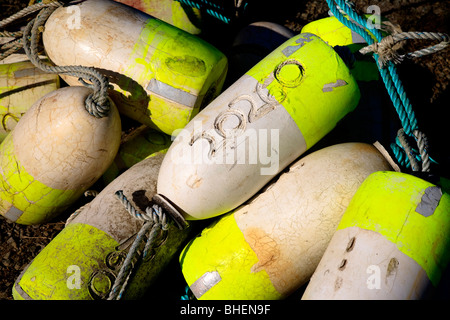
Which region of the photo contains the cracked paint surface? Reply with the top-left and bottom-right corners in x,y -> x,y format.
180,143 -> 393,299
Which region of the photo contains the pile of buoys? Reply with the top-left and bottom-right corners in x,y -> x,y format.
1,0 -> 448,301
179,142 -> 395,299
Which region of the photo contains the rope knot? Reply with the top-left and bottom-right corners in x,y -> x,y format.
85,93 -> 111,118
360,35 -> 404,67
360,31 -> 449,68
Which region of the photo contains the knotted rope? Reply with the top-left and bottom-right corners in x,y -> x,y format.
1,1 -> 111,118
326,0 -> 449,173
360,31 -> 450,67
107,190 -> 169,300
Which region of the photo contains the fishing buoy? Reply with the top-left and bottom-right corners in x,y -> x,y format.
226,21 -> 295,85
115,0 -> 202,34
301,16 -> 399,145
156,32 -> 360,220
102,126 -> 172,185
0,86 -> 121,225
13,153 -> 197,300
179,143 -> 395,299
302,171 -> 450,300
42,0 -> 228,135
0,60 -> 60,142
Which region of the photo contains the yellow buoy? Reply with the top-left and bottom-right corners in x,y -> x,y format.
179,142 -> 395,299
301,15 -> 399,145
302,171 -> 450,300
0,86 -> 121,225
157,32 -> 360,220
115,0 -> 202,34
42,0 -> 228,135
227,21 -> 295,85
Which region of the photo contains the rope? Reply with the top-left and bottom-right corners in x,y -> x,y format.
326,0 -> 448,173
0,1 -> 111,117
0,1 -> 61,60
0,1 -> 60,29
360,32 -> 450,67
107,190 -> 169,300
20,5 -> 111,118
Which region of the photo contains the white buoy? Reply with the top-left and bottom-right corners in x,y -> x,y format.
156,33 -> 360,220
0,86 -> 121,225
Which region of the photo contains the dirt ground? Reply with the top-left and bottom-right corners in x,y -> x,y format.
0,0 -> 449,300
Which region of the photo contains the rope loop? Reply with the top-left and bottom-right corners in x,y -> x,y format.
325,0 -> 446,173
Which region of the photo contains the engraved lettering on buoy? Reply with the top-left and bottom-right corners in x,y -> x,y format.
191,79 -> 279,160
338,259 -> 347,271
346,237 -> 356,252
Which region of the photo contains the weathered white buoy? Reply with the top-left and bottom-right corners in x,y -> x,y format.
115,0 -> 202,34
0,86 -> 121,225
0,60 -> 60,142
42,0 -> 228,135
13,153 -> 198,300
156,32 -> 360,220
179,143 -> 395,299
302,171 -> 450,300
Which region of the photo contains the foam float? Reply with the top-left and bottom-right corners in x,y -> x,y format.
0,86 -> 121,225
302,171 -> 450,300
